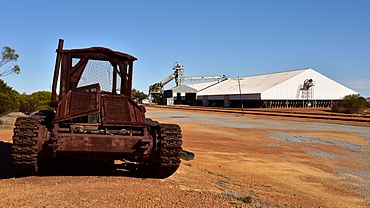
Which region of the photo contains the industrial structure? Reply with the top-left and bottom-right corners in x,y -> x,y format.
148,62 -> 227,104
161,67 -> 357,108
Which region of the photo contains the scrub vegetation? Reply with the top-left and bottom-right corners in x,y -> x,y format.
0,80 -> 52,116
332,94 -> 368,114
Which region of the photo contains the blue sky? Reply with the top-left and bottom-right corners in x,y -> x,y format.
1,0 -> 369,97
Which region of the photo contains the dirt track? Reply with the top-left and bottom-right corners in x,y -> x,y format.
0,108 -> 369,207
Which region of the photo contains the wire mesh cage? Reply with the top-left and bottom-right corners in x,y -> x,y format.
76,59 -> 121,93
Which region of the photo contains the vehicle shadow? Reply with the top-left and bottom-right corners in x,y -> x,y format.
38,159 -> 147,178
1,142 -> 192,179
0,141 -> 15,179
0,144 -> 154,179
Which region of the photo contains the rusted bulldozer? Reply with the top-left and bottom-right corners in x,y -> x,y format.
12,39 -> 182,178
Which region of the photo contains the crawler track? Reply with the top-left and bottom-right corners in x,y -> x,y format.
12,117 -> 43,175
153,124 -> 183,178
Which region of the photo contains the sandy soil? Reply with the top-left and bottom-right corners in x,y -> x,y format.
0,129 -> 13,142
0,108 -> 369,207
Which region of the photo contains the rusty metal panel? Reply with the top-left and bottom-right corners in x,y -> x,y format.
134,106 -> 145,122
101,94 -> 131,124
101,94 -> 146,125
128,102 -> 136,122
55,84 -> 100,121
56,133 -> 152,155
70,84 -> 100,116
56,91 -> 71,121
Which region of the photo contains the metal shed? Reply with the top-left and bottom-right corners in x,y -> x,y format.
197,68 -> 357,108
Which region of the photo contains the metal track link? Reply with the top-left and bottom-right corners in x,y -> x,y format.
157,124 -> 183,172
12,117 -> 42,175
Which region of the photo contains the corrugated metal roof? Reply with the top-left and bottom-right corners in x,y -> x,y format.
197,68 -> 308,96
187,81 -> 220,91
170,85 -> 197,93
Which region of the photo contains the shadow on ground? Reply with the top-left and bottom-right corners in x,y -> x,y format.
0,141 -> 152,179
39,159 -> 144,178
0,142 -> 14,179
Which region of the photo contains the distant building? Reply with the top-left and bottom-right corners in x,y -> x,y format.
164,68 -> 358,108
164,81 -> 220,105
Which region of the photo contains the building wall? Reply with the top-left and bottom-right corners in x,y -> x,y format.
261,69 -> 357,100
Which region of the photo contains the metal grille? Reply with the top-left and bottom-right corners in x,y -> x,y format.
77,60 -> 121,92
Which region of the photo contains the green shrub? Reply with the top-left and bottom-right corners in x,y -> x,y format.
29,91 -> 53,111
332,94 -> 367,114
236,195 -> 252,204
132,88 -> 147,103
19,94 -> 39,114
19,91 -> 53,115
0,80 -> 54,115
0,79 -> 19,116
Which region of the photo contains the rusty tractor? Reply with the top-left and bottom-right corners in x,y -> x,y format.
12,39 -> 183,178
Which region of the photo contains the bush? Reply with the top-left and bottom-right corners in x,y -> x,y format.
0,79 -> 20,116
0,79 -> 55,116
236,195 -> 252,204
332,94 -> 367,114
19,91 -> 53,115
19,94 -> 39,115
0,93 -> 18,116
132,88 -> 147,103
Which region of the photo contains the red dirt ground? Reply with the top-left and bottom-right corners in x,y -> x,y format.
0,108 -> 369,207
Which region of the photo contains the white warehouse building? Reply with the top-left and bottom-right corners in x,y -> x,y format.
166,68 -> 357,108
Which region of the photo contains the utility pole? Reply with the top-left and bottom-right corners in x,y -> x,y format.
237,77 -> 244,115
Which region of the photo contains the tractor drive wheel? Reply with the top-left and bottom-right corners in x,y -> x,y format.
149,124 -> 183,178
12,116 -> 48,176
